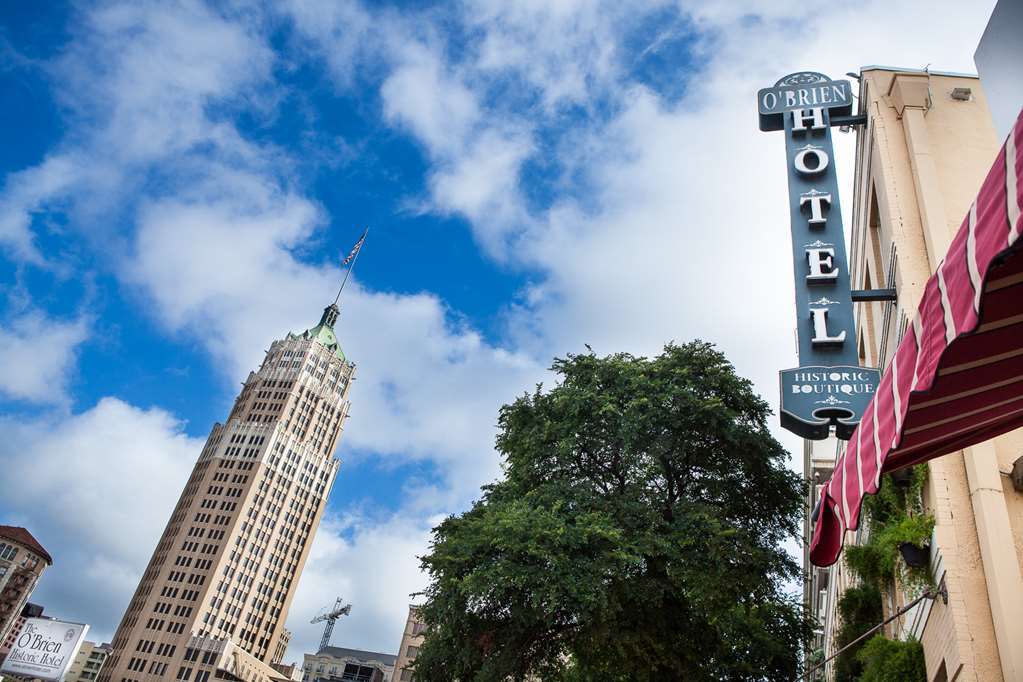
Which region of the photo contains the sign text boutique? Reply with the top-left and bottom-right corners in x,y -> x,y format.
758,72 -> 880,440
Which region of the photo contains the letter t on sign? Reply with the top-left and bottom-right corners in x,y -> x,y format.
800,191 -> 832,226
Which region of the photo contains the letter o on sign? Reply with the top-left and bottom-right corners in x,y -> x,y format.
17,633 -> 30,647
794,146 -> 829,175
762,92 -> 777,111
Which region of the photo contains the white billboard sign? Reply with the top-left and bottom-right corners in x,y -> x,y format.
0,617 -> 88,681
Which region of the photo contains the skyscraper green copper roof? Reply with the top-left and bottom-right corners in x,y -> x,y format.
293,304 -> 346,362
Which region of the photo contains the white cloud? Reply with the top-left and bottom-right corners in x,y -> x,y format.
281,0 -> 373,87
501,0 -> 997,449
286,513 -> 433,659
125,186 -> 541,493
0,155 -> 81,264
58,0 -> 274,163
429,129 -> 534,255
381,43 -> 481,158
0,398 -> 200,636
0,310 -> 89,404
0,391 -> 470,657
0,0 -> 275,268
0,0 -> 1001,664
465,0 -> 638,109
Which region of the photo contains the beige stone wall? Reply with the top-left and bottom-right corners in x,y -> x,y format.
65,641 -> 111,682
392,606 -> 424,682
823,66 -> 1023,682
100,310 -> 353,682
0,536 -> 48,647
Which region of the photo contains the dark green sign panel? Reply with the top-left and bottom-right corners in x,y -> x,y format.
757,72 -> 853,132
760,71 -> 880,440
779,366 -> 878,440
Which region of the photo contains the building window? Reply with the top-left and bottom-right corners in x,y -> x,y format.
400,670 -> 413,681
405,645 -> 418,659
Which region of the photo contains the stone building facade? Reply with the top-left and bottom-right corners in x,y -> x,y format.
99,303 -> 355,682
0,526 -> 51,647
391,607 -> 424,682
301,646 -> 396,682
815,66 -> 1023,681
65,640 -> 114,682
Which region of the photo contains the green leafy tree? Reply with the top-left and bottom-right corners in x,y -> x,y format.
413,343 -> 811,681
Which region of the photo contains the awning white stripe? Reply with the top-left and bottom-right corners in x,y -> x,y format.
967,201 -> 982,314
841,450 -> 852,529
1008,127 -> 1020,245
855,410 -> 865,499
891,354 -> 902,445
937,264 -> 957,344
911,314 -> 923,390
872,398 -> 883,488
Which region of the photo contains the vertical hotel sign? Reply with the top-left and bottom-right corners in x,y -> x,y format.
759,72 -> 880,439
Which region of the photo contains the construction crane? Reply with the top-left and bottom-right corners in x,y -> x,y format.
310,597 -> 352,652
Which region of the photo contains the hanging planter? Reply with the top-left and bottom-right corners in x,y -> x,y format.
898,542 -> 930,569
890,467 -> 914,488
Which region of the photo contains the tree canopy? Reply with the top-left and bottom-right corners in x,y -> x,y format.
413,342 -> 810,680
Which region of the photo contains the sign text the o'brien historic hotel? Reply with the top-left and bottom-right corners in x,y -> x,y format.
759,72 -> 880,440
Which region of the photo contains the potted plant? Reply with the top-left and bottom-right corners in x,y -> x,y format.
898,541 -> 930,569
890,467 -> 914,488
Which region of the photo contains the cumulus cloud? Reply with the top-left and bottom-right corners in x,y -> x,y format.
0,0 -> 1000,663
0,0 -> 275,267
288,513 -> 434,657
126,188 -> 541,494
0,310 -> 89,404
381,43 -> 481,158
0,398 -> 200,637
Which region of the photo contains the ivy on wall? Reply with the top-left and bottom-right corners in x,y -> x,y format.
857,634 -> 927,681
833,584 -> 883,682
844,465 -> 934,593
831,465 -> 933,681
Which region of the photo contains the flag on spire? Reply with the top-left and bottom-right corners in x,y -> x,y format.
333,228 -> 369,306
342,229 -> 367,267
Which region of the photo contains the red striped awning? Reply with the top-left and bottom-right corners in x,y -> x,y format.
810,109 -> 1023,567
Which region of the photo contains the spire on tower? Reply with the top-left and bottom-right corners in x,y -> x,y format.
320,303 -> 340,328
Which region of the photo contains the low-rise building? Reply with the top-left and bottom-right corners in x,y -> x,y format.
391,607 -> 424,682
0,527 -> 52,646
65,640 -> 112,682
302,646 -> 396,682
0,602 -> 44,666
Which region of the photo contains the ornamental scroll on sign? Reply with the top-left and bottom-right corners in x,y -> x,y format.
758,71 -> 880,440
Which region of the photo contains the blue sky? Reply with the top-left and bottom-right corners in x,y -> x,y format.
0,0 -> 994,661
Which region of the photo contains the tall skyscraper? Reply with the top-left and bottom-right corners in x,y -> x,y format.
99,304 -> 355,682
